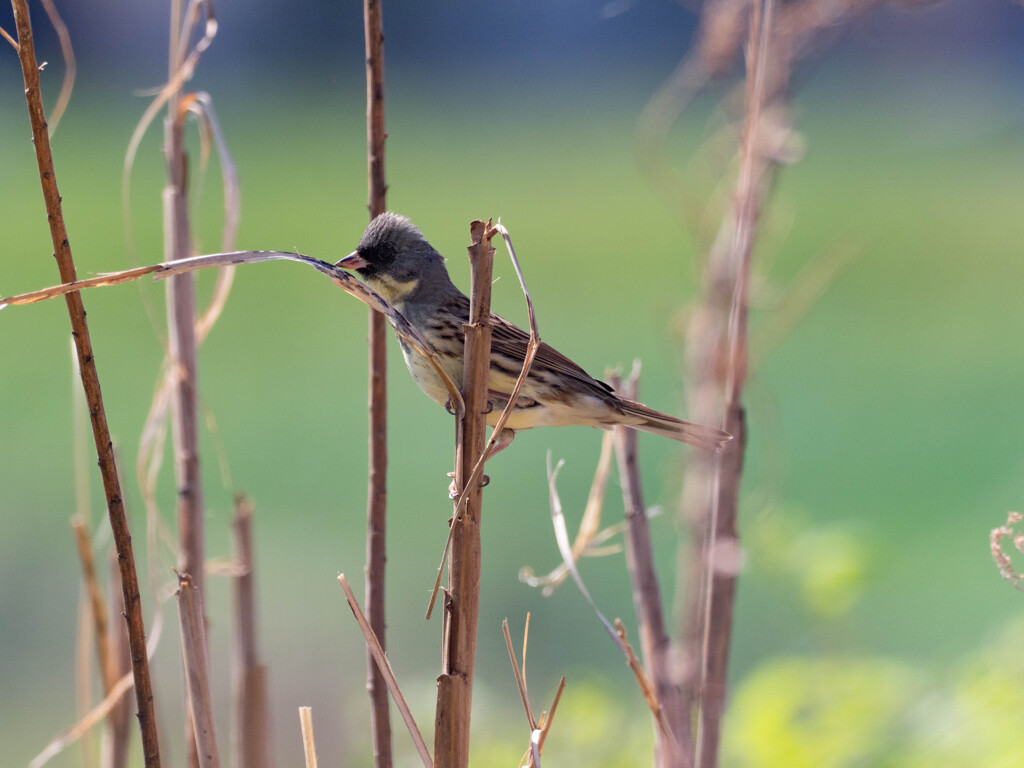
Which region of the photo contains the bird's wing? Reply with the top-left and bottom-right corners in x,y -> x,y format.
488,311 -> 616,397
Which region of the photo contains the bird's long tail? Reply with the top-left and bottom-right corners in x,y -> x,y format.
616,399 -> 732,453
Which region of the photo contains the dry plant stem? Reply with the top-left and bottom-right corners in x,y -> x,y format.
425,223 -> 538,620
165,72 -> 207,638
72,517 -> 116,695
299,708 -> 318,768
163,12 -> 213,761
10,3 -> 161,764
611,371 -> 690,766
362,1 -> 393,765
75,589 -> 97,768
231,497 -> 269,768
502,619 -> 537,732
176,573 -> 220,768
433,220 -> 495,768
338,576 -> 433,768
103,551 -> 132,768
0,250 -> 465,416
688,3 -> 773,767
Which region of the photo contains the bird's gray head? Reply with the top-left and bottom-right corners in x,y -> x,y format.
338,212 -> 454,305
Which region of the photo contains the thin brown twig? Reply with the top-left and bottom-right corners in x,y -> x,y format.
362,0 -> 392,764
611,367 -> 690,766
502,618 -> 538,731
231,496 -> 268,768
536,676 -> 566,758
338,575 -> 433,768
10,2 -> 160,764
103,550 -> 132,768
176,573 -> 220,768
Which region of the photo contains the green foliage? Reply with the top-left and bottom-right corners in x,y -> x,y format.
723,619 -> 1024,768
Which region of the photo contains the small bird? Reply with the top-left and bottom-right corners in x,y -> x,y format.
337,212 -> 731,455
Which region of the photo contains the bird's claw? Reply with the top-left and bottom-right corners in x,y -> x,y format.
447,471 -> 490,499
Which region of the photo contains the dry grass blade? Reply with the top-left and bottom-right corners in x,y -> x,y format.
31,586 -> 167,768
183,91 -> 240,337
39,0 -> 75,135
425,222 -> 539,620
536,676 -> 566,757
338,575 -> 433,768
520,430 -> 617,594
545,455 -> 690,767
299,707 -> 318,768
0,250 -> 465,416
504,615 -> 564,768
176,573 -> 220,767
502,618 -> 538,731
613,620 -> 689,767
31,669 -> 137,768
544,455 -> 623,650
1,264 -> 166,307
122,0 -> 216,263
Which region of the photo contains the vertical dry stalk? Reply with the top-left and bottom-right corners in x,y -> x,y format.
10,2 -> 161,765
165,8 -> 207,627
231,496 -> 268,768
299,708 -> 318,768
164,6 -> 208,764
177,574 -> 220,768
433,220 -> 496,768
72,518 -> 116,696
362,1 -> 392,765
611,370 -> 690,767
103,551 -> 132,768
678,2 -> 775,767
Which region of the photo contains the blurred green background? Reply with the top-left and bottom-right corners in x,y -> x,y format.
3,0 -> 1024,766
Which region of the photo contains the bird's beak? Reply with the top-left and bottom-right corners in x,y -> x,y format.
336,251 -> 369,270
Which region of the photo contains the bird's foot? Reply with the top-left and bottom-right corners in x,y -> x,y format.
447,471 -> 490,499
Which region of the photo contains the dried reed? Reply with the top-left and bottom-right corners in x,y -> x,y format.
10,2 -> 161,763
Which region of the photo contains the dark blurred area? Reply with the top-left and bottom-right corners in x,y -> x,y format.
4,0 -> 1023,96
